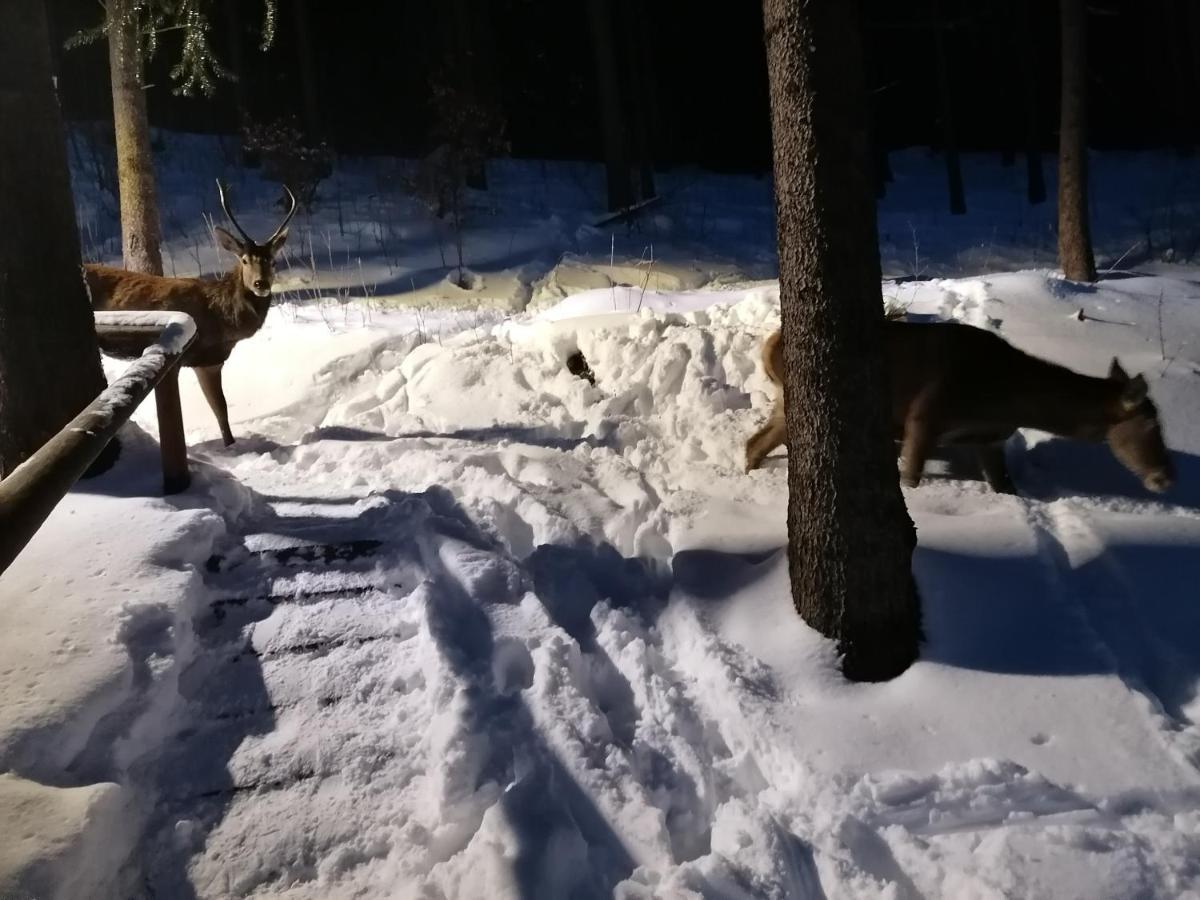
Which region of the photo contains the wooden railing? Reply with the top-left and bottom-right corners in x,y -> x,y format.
0,311 -> 197,576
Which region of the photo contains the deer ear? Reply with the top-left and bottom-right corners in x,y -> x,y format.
214,226 -> 243,255
1108,357 -> 1129,382
1122,373 -> 1149,409
268,228 -> 289,253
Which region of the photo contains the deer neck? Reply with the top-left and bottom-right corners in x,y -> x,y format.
216,267 -> 271,335
1016,363 -> 1121,441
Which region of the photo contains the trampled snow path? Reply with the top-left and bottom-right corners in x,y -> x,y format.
7,272 -> 1200,898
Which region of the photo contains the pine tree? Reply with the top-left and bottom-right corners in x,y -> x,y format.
67,1 -> 279,275
762,0 -> 921,681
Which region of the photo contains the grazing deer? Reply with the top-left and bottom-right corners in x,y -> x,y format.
86,181 -> 296,446
745,324 -> 1174,494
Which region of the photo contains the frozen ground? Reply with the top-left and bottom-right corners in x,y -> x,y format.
4,258 -> 1200,897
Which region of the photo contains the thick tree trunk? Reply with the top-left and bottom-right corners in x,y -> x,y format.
0,0 -> 109,476
761,0 -> 921,681
587,0 -> 635,212
1057,0 -> 1096,281
107,0 -> 163,275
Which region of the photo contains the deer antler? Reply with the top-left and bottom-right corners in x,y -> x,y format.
215,179 -> 253,245
267,185 -> 298,245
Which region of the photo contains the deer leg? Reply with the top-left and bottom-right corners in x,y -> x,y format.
899,390 -> 939,488
195,364 -> 235,446
745,405 -> 787,472
976,442 -> 1017,495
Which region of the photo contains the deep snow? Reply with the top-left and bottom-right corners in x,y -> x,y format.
4,142 -> 1200,898
4,264 -> 1200,898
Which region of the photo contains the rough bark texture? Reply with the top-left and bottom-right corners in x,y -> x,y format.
1057,0 -> 1096,281
107,0 -> 163,275
0,0 -> 109,476
586,0 -> 634,212
761,0 -> 920,681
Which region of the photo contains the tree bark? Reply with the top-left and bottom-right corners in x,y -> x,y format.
761,0 -> 921,681
1057,0 -> 1096,281
0,0 -> 109,476
587,0 -> 634,212
107,0 -> 163,275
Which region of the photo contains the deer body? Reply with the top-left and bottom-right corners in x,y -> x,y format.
85,265 -> 271,365
745,323 -> 1174,494
84,182 -> 294,446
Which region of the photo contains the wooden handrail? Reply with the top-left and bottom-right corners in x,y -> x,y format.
0,312 -> 197,577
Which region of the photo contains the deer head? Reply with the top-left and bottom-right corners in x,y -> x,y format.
1105,359 -> 1174,493
214,180 -> 297,298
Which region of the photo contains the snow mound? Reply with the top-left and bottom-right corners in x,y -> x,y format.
6,271 -> 1200,897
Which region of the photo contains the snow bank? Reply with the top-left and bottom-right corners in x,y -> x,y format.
6,269 -> 1200,897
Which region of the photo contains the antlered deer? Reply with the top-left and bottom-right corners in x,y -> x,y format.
86,181 -> 295,445
745,323 -> 1174,494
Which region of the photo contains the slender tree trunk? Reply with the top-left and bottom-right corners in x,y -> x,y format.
621,0 -> 656,200
932,12 -> 966,214
0,0 -> 110,476
587,0 -> 635,212
293,0 -> 322,139
107,0 -> 162,275
1057,0 -> 1096,281
761,0 -> 920,681
1015,0 -> 1047,204
1164,0 -> 1195,155
448,0 -> 490,189
222,0 -> 249,125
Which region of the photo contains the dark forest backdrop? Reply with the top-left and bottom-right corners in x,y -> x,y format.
45,0 -> 1200,171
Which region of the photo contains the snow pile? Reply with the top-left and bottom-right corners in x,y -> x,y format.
4,270 -> 1200,898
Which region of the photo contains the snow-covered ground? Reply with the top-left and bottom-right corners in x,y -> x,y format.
5,258 -> 1200,897
67,131 -> 1200,313
5,139 -> 1200,898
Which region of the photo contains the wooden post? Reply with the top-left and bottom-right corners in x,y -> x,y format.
0,313 -> 196,576
154,368 -> 190,494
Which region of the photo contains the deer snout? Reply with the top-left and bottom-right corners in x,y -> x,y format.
253,278 -> 270,294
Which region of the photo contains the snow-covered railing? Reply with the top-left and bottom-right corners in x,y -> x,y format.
0,312 -> 197,576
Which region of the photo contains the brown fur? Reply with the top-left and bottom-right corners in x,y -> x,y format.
745,323 -> 1174,494
84,184 -> 294,446
86,262 -> 274,445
